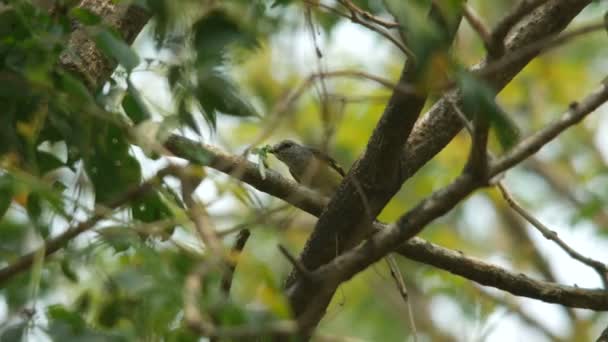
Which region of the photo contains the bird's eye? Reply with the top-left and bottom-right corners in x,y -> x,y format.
279,141 -> 294,150
273,140 -> 296,153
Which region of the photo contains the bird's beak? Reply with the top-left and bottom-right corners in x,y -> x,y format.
268,144 -> 279,154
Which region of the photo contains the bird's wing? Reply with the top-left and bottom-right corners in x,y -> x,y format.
309,147 -> 346,177
288,169 -> 302,183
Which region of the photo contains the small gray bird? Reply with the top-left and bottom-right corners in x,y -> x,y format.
269,140 -> 345,196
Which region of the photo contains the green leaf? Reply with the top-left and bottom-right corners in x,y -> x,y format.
58,71 -> 95,105
457,72 -> 520,150
26,192 -> 42,221
384,0 -> 462,76
132,191 -> 172,223
122,81 -> 151,124
0,220 -> 29,259
193,10 -> 257,66
97,226 -> 141,253
0,174 -> 14,219
36,150 -> 65,174
177,99 -> 201,134
47,305 -> 87,333
85,153 -> 142,205
0,6 -> 28,40
83,122 -> 141,204
0,323 -> 26,342
69,8 -> 102,26
47,304 -> 127,341
0,71 -> 31,99
271,0 -> 294,7
252,146 -> 271,179
94,28 -> 140,72
196,70 -> 258,125
163,327 -> 198,342
60,259 -> 79,283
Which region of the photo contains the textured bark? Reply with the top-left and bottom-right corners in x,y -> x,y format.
399,0 -> 591,182
60,0 -> 150,90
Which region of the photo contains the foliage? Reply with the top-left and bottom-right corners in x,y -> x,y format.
1,0 -> 607,341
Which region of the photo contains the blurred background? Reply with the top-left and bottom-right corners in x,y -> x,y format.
2,0 -> 608,341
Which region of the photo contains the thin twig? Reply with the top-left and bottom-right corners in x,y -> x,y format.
220,229 -> 251,295
338,0 -> 401,29
303,0 -> 412,58
184,263 -> 298,338
497,182 -> 608,288
218,205 -> 290,237
446,97 -> 474,135
335,0 -> 414,59
492,81 -> 608,174
243,69 -> 417,151
279,244 -> 315,281
598,324 -> 608,342
385,256 -> 418,342
462,4 -> 493,52
0,166 -> 175,285
179,166 -> 223,254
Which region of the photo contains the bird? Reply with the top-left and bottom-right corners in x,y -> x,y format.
269,139 -> 345,197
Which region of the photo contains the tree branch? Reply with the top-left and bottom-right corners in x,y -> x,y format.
60,0 -> 149,89
399,0 -> 591,183
162,133 -> 608,319
284,3 -> 463,329
287,1 -> 594,323
498,182 -> 608,288
490,0 -> 550,56
219,229 -> 251,295
184,263 -> 298,339
287,80 -> 608,327
491,83 -> 608,174
395,237 -> 608,310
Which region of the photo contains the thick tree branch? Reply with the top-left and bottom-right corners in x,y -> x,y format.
490,0 -> 550,56
283,4 -> 463,330
60,0 -> 149,89
399,0 -> 591,182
